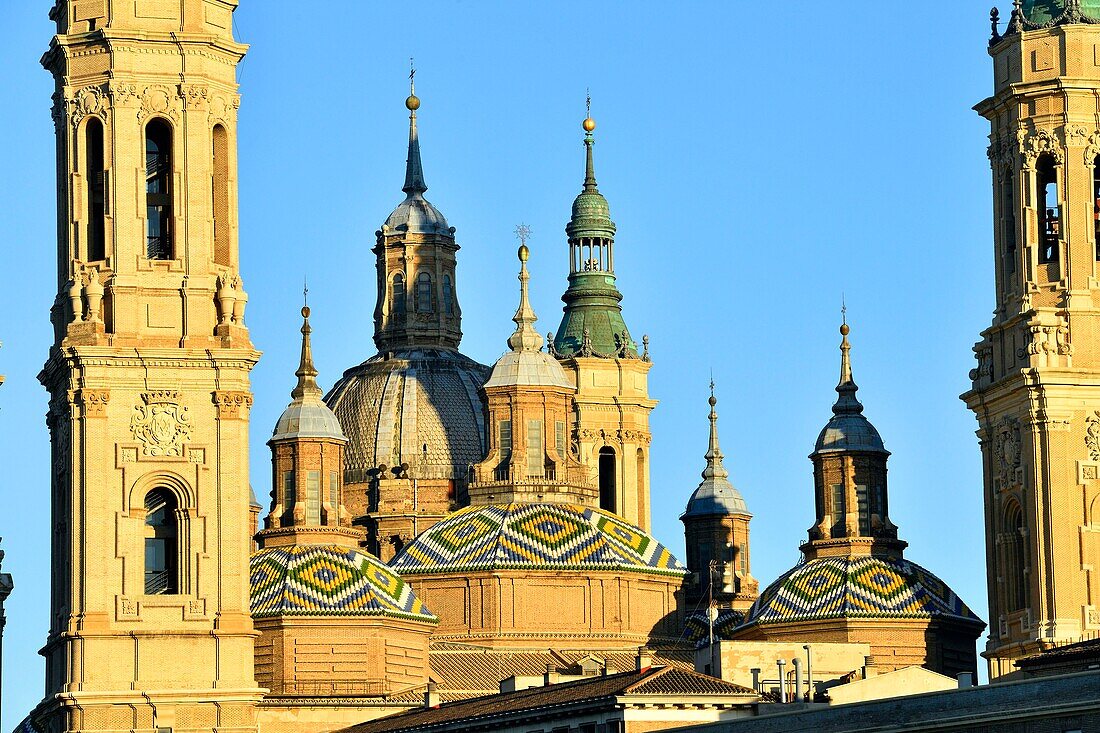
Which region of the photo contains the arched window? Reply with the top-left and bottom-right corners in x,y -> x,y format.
830,482 -> 846,538
416,272 -> 433,313
212,124 -> 231,266
144,489 -> 179,595
1003,169 -> 1016,274
306,470 -> 321,524
598,447 -> 616,512
145,119 -> 173,259
442,275 -> 454,315
392,274 -> 406,316
1004,502 -> 1027,613
526,420 -> 544,477
281,470 -> 295,526
1037,154 -> 1059,265
85,118 -> 106,261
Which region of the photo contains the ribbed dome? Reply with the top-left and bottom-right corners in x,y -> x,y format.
814,413 -> 886,455
1022,0 -> 1100,23
325,349 -> 490,482
390,503 -> 686,577
485,350 -> 573,389
251,544 -> 436,622
741,555 -> 982,627
271,401 -> 346,443
383,195 -> 450,235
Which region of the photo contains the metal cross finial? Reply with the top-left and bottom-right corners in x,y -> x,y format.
841,295 -> 847,325
586,88 -> 591,118
303,278 -> 309,307
409,57 -> 416,94
514,223 -> 532,246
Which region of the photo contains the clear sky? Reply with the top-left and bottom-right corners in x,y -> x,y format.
0,1 -> 1000,725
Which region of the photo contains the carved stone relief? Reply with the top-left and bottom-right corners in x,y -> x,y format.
1085,411 -> 1100,462
995,416 -> 1022,488
130,391 -> 192,457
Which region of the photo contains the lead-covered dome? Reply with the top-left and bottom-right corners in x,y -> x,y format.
391,503 -> 686,577
271,307 -> 347,443
682,390 -> 749,518
813,323 -> 888,456
251,544 -> 436,622
325,350 -> 490,482
741,555 -> 981,626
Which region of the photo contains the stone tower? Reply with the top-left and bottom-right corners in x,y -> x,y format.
681,386 -> 758,614
37,2 -> 261,731
552,111 -> 656,531
965,0 -> 1100,679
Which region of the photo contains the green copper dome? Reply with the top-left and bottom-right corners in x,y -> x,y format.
1022,0 -> 1100,23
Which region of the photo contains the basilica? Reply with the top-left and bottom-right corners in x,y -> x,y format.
11,1 -> 1100,732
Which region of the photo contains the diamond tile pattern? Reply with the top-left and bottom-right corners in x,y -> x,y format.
390,503 -> 686,577
743,555 -> 979,625
250,544 -> 436,621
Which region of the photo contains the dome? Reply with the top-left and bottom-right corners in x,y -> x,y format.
1022,0 -> 1100,24
250,543 -> 436,622
271,400 -> 346,443
383,194 -> 450,235
390,503 -> 686,577
814,413 -> 886,455
682,480 -> 748,518
325,349 -> 490,482
484,349 -> 572,390
741,555 -> 982,627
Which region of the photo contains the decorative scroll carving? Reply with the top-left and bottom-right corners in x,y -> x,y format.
1086,411 -> 1100,462
137,85 -> 179,121
994,416 -> 1022,487
213,390 -> 253,419
970,343 -> 994,387
1020,128 -> 1064,168
130,391 -> 192,457
75,388 -> 110,418
69,85 -> 107,127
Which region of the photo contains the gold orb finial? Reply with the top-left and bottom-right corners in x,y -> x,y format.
518,244 -> 530,262
302,305 -> 311,319
406,94 -> 420,111
582,117 -> 596,132
840,323 -> 850,336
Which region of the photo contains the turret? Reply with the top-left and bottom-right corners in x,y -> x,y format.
681,385 -> 757,613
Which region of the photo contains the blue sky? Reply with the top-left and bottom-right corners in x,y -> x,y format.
0,1 -> 999,724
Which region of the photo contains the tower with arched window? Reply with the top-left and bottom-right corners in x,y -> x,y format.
551,113 -> 657,532
37,2 -> 261,731
965,0 -> 1100,679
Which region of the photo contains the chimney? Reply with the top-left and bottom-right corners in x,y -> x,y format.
793,658 -> 803,703
861,655 -> 877,680
776,659 -> 787,703
543,663 -> 557,687
750,668 -> 761,693
423,680 -> 440,708
635,648 -> 652,671
956,672 -> 974,689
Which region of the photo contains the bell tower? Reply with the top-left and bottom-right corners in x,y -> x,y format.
37,1 -> 261,731
552,108 -> 656,531
966,1 -> 1100,679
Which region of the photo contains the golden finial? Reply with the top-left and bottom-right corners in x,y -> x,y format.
840,296 -> 849,336
515,223 -> 532,262
583,89 -> 596,132
302,278 -> 310,319
406,58 -> 420,111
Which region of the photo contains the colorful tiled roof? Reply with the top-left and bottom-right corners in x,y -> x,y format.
250,544 -> 437,622
337,666 -> 756,733
684,608 -> 746,647
742,555 -> 982,626
391,503 -> 686,577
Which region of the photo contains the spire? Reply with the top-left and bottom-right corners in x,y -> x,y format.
833,309 -> 864,416
702,381 -> 730,482
402,61 -> 426,196
291,301 -> 322,402
583,91 -> 598,192
508,225 -> 544,352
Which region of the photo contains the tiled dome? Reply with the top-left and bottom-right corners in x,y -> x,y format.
325,349 -> 490,482
250,544 -> 436,622
741,555 -> 981,626
390,503 -> 686,577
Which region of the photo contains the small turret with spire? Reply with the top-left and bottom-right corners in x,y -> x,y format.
805,315 -> 902,560
261,300 -> 358,548
681,383 -> 757,612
